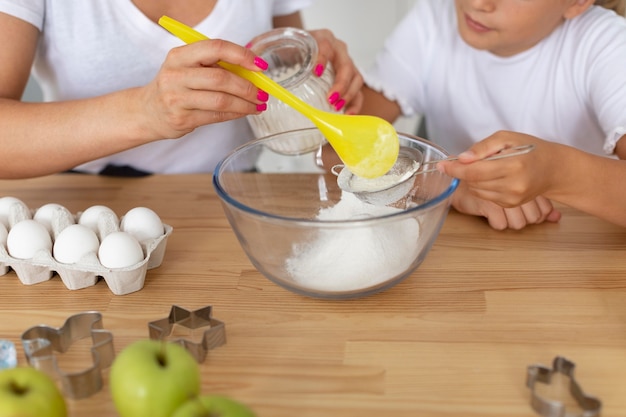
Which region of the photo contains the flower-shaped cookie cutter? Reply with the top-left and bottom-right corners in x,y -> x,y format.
20,311 -> 115,399
526,356 -> 601,417
148,305 -> 226,363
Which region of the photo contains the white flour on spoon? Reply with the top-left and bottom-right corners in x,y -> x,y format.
285,192 -> 421,292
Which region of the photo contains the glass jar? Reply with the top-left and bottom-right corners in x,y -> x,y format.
246,27 -> 337,154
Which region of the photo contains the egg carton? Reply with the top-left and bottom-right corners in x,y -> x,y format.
0,200 -> 172,295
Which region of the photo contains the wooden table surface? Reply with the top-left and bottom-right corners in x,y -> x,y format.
1,173 -> 625,417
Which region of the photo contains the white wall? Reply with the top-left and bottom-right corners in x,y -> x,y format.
23,75 -> 43,102
303,0 -> 414,69
302,0 -> 421,134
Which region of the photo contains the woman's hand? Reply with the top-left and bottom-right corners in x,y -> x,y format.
309,29 -> 364,115
139,39 -> 270,140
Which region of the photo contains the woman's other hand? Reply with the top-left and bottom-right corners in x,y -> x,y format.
309,29 -> 364,115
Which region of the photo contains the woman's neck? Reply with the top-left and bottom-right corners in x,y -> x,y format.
131,0 -> 218,26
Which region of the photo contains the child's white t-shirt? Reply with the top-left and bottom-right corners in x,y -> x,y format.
0,0 -> 312,174
365,0 -> 626,156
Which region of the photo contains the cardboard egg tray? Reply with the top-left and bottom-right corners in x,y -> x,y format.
0,201 -> 172,295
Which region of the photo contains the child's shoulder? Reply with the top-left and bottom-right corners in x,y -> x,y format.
557,6 -> 626,53
569,5 -> 626,35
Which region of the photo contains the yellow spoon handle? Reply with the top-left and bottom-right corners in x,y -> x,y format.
158,16 -> 321,120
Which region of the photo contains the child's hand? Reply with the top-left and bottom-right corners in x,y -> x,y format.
450,182 -> 561,230
437,131 -> 556,208
309,29 -> 364,114
437,131 -> 563,230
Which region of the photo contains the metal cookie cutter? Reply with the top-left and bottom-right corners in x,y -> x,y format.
148,305 -> 226,363
526,356 -> 602,417
20,311 -> 115,399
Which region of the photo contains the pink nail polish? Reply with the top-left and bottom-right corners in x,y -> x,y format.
328,92 -> 340,105
334,99 -> 346,112
256,103 -> 267,112
257,89 -> 269,102
314,64 -> 324,77
245,42 -> 252,49
254,56 -> 268,70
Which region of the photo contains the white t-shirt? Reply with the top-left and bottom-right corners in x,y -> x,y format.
365,0 -> 626,156
0,0 -> 313,174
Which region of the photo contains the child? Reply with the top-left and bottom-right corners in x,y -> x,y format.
359,0 -> 626,230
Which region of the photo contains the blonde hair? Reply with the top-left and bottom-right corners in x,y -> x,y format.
595,0 -> 626,16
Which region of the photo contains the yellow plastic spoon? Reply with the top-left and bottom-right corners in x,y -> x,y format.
158,15 -> 399,179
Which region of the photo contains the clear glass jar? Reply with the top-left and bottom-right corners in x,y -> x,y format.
246,27 -> 337,154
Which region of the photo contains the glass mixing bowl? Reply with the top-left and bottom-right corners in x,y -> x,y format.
213,128 -> 459,299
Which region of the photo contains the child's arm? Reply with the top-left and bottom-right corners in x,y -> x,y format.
438,131 -> 626,228
359,86 -> 402,123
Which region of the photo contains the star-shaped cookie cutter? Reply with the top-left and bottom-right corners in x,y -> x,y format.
526,356 -> 602,417
20,311 -> 115,399
148,305 -> 226,363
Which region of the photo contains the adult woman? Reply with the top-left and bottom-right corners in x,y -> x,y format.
0,0 -> 363,178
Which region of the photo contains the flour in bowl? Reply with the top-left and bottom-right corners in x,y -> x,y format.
285,192 -> 421,292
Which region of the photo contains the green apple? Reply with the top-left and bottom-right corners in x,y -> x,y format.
172,395 -> 256,417
109,339 -> 201,417
0,367 -> 67,417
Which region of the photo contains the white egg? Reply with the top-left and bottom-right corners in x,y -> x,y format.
120,207 -> 164,241
34,203 -> 73,234
6,219 -> 53,259
0,222 -> 8,247
98,231 -> 144,268
78,205 -> 118,233
53,224 -> 100,264
0,196 -> 26,228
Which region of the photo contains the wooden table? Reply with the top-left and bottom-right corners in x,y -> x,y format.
1,173 -> 625,417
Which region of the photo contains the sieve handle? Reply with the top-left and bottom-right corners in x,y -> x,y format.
419,144 -> 535,173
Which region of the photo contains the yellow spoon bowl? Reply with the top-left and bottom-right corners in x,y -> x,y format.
158,16 -> 399,179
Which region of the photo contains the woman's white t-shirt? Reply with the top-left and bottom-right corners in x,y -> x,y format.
0,0 -> 312,173
365,0 -> 626,156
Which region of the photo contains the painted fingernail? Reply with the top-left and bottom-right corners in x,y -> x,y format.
254,56 -> 268,70
245,42 -> 252,49
328,92 -> 340,105
256,103 -> 267,112
334,99 -> 346,111
257,89 -> 269,102
314,64 -> 325,77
